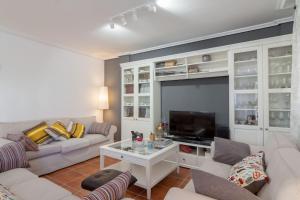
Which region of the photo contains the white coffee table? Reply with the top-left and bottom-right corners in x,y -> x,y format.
99,139 -> 179,200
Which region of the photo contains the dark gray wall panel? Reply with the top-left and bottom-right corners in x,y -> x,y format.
161,77 -> 229,127
104,58 -> 121,141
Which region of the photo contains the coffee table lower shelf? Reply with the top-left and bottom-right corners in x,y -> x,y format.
104,160 -> 177,189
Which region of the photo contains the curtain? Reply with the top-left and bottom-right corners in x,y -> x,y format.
292,1 -> 300,140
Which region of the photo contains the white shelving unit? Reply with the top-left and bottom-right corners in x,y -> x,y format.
229,41 -> 293,145
121,64 -> 161,141
154,50 -> 229,81
121,35 -> 293,150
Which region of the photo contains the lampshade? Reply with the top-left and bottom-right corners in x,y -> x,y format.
98,86 -> 109,110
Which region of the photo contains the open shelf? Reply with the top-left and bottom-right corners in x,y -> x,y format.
154,50 -> 228,81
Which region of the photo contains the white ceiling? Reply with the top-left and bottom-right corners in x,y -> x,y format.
0,0 -> 294,59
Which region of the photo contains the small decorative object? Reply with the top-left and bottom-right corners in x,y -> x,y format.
147,141 -> 154,150
165,60 -> 177,67
180,145 -> 193,153
246,115 -> 256,125
156,123 -> 164,139
131,131 -> 143,142
149,132 -> 156,141
188,67 -> 199,73
202,54 -> 211,62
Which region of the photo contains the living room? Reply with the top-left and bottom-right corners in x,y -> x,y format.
0,0 -> 300,200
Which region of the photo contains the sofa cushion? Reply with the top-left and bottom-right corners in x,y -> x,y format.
0,168 -> 38,188
88,122 -> 111,136
192,169 -> 261,200
61,195 -> 81,200
0,138 -> 13,147
0,120 -> 42,138
26,142 -> 61,160
7,133 -> 39,151
165,188 -> 216,200
71,116 -> 96,133
10,178 -> 72,200
199,159 -> 232,179
258,148 -> 300,200
213,137 -> 250,165
60,138 -> 89,153
264,133 -> 297,165
84,134 -> 109,145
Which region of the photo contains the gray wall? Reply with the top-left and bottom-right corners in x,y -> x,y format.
104,22 -> 293,141
161,77 -> 229,127
104,58 -> 121,141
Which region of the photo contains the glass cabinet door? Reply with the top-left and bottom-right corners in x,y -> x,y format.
123,68 -> 134,95
267,45 -> 292,128
233,50 -> 260,126
137,66 -> 151,119
123,68 -> 134,118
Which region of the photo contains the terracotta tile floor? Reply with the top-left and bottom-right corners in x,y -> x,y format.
43,156 -> 191,200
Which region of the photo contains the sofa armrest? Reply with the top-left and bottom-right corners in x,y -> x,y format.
164,188 -> 216,200
0,137 -> 13,147
107,125 -> 117,143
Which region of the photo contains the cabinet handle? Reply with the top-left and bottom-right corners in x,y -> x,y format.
265,128 -> 269,131
260,128 -> 263,130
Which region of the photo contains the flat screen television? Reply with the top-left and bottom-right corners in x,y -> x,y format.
169,111 -> 215,140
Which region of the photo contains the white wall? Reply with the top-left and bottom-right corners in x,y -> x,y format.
0,31 -> 104,122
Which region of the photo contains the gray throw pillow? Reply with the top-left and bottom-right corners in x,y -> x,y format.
7,133 -> 39,151
88,122 -> 111,136
213,137 -> 250,165
191,169 -> 261,200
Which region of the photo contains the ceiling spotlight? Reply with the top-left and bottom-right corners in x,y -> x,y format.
132,10 -> 138,21
147,4 -> 157,13
120,15 -> 127,26
109,21 -> 115,29
151,4 -> 157,12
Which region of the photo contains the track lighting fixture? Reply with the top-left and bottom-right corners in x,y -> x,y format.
132,10 -> 138,21
120,15 -> 127,26
109,22 -> 115,29
108,1 -> 158,29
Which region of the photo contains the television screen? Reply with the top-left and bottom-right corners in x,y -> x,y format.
169,111 -> 215,139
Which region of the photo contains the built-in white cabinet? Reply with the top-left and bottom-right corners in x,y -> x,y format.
230,41 -> 292,145
121,64 -> 160,140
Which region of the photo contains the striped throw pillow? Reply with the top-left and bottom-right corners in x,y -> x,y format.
23,122 -> 50,144
82,171 -> 132,200
70,122 -> 85,138
0,142 -> 29,173
46,121 -> 70,140
88,122 -> 111,136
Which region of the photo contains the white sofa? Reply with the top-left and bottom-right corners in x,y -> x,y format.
0,168 -> 134,200
0,116 -> 117,175
165,133 -> 300,200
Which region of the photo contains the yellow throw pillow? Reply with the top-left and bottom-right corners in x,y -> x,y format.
70,122 -> 85,138
23,122 -> 50,144
49,121 -> 71,139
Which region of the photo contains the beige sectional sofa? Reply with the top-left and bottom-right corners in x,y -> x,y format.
0,116 -> 117,175
165,133 -> 300,200
0,168 -> 133,200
